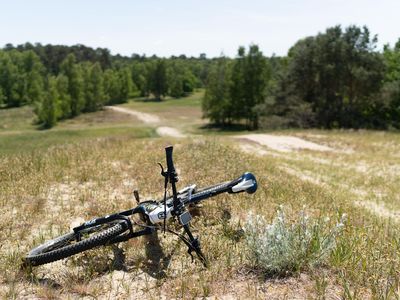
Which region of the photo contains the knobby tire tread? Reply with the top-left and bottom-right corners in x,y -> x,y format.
25,222 -> 127,266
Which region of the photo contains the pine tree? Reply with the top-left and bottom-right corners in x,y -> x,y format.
243,45 -> 269,128
230,47 -> 246,123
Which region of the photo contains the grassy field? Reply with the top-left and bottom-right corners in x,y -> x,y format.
1,92 -> 400,299
0,105 -> 156,155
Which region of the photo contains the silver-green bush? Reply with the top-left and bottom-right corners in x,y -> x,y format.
244,207 -> 346,275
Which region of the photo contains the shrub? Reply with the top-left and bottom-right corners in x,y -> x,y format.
244,207 -> 346,276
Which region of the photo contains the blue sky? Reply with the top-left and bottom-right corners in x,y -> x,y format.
1,0 -> 399,57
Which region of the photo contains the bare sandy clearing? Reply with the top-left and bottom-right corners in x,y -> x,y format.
236,134 -> 334,152
156,126 -> 186,138
106,106 -> 160,124
239,143 -> 270,156
279,166 -> 326,186
106,106 -> 187,138
354,200 -> 400,221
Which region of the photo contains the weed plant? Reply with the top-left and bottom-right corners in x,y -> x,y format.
245,207 -> 346,276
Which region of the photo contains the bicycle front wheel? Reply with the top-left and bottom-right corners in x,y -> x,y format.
25,221 -> 128,266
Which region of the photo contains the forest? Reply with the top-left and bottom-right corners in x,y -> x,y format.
1,25 -> 399,129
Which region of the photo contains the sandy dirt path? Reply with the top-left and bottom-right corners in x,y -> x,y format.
156,126 -> 186,138
235,133 -> 400,221
235,134 -> 334,152
106,106 -> 187,138
106,106 -> 160,124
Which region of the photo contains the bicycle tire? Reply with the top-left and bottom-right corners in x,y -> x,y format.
25,221 -> 128,266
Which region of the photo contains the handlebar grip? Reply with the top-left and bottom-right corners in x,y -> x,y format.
165,146 -> 175,172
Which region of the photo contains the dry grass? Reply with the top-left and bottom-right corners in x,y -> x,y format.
1,134 -> 399,299
1,100 -> 400,298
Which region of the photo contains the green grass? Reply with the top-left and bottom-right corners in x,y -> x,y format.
0,106 -> 36,131
127,89 -> 204,109
0,101 -> 158,155
0,126 -> 156,155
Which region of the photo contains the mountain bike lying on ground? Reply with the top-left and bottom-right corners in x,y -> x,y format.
25,146 -> 257,267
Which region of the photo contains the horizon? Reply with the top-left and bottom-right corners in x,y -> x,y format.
1,0 -> 399,58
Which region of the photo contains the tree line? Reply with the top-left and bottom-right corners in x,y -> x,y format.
2,25 -> 400,130
0,44 -> 210,128
203,25 -> 400,130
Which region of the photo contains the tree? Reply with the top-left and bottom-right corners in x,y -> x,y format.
242,45 -> 269,128
36,76 -> 60,128
55,74 -> 71,119
60,54 -> 84,117
167,61 -> 197,98
0,51 -> 19,107
230,47 -> 246,123
131,61 -> 148,97
103,69 -> 121,104
230,45 -> 269,128
82,62 -> 105,112
22,50 -> 45,105
381,39 -> 400,128
0,87 -> 4,105
149,59 -> 168,100
267,25 -> 385,129
202,56 -> 232,124
383,39 -> 400,82
118,67 -> 134,101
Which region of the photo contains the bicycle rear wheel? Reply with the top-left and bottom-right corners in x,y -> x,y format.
25,221 -> 128,266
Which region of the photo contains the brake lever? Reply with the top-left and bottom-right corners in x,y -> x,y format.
158,163 -> 168,181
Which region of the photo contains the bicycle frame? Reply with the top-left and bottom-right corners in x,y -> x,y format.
69,146 -> 257,265
71,172 -> 256,240
25,145 -> 257,268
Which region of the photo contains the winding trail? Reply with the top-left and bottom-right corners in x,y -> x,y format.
106,105 -> 187,138
106,106 -> 160,124
156,126 -> 186,138
235,134 -> 334,152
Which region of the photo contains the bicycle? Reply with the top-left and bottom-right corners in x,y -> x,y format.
24,145 -> 257,267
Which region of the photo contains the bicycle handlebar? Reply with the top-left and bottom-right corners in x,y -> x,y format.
165,145 -> 175,174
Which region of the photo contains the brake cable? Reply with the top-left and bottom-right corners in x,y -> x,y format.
163,176 -> 168,235
158,162 -> 169,235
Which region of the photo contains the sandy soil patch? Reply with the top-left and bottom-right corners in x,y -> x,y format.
156,126 -> 186,138
236,134 -> 334,152
239,143 -> 270,156
279,166 -> 326,186
106,106 -> 160,124
354,200 -> 400,221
